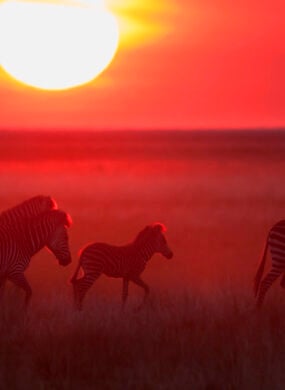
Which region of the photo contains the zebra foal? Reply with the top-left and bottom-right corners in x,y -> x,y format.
254,220 -> 285,307
71,223 -> 173,310
0,209 -> 72,305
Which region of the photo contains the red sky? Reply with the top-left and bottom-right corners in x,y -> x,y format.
0,0 -> 284,130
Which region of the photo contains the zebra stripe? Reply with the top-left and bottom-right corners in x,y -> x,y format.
254,220 -> 285,307
0,209 -> 72,305
71,223 -> 173,310
0,195 -> 57,229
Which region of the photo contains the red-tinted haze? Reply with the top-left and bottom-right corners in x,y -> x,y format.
0,0 -> 284,130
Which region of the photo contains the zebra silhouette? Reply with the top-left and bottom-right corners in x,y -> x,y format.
255,220 -> 285,307
0,209 -> 72,305
71,223 -> 173,310
0,195 -> 57,229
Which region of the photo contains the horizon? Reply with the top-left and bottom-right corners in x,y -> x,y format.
0,127 -> 285,133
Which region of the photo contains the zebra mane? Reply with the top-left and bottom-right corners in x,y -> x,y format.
151,223 -> 167,232
51,209 -> 72,228
0,195 -> 57,219
47,196 -> 58,210
134,223 -> 167,243
134,227 -> 151,243
30,195 -> 58,210
273,220 -> 285,228
25,209 -> 72,228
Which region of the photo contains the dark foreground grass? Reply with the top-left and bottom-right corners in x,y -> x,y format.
1,289 -> 285,390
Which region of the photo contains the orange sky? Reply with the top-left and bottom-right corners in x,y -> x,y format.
0,0 -> 284,130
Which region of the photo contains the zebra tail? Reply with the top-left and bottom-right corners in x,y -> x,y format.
70,261 -> 82,284
254,236 -> 269,297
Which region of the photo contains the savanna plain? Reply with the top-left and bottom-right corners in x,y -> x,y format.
0,130 -> 285,389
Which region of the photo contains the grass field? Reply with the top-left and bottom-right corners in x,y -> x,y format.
1,130 -> 285,389
2,290 -> 285,389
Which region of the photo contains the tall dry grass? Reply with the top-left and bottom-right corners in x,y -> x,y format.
1,288 -> 285,389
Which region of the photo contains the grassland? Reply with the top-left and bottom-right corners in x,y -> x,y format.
1,130 -> 285,389
1,289 -> 285,389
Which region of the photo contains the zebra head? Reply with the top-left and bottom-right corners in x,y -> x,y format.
137,223 -> 173,259
151,223 -> 173,259
46,210 -> 72,266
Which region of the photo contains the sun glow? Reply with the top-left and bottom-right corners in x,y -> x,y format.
0,0 -> 119,90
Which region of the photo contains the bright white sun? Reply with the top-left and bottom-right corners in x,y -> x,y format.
0,0 -> 119,90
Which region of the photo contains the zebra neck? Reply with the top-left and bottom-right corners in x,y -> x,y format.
135,241 -> 155,263
25,222 -> 52,256
25,230 -> 44,256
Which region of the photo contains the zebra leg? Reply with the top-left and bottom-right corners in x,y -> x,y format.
0,276 -> 6,301
121,278 -> 129,309
280,274 -> 285,288
8,273 -> 32,306
131,277 -> 150,309
73,273 -> 100,310
256,268 -> 282,307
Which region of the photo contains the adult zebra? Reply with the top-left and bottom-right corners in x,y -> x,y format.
254,220 -> 285,307
0,209 -> 72,305
71,223 -> 173,310
0,195 -> 57,228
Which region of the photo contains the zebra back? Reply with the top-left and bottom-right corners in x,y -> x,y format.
0,195 -> 57,228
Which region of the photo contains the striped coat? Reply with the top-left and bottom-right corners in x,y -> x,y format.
0,195 -> 57,231
0,209 -> 72,305
254,220 -> 285,307
71,223 -> 173,310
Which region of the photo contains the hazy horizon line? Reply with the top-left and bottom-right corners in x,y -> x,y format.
0,127 -> 284,134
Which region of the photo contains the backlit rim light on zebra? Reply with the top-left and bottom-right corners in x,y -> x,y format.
65,213 -> 73,228
153,223 -> 167,232
0,0 -> 119,90
49,196 -> 58,210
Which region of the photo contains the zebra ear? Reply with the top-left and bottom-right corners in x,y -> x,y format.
56,210 -> 72,228
64,213 -> 72,227
49,197 -> 58,210
152,223 -> 167,233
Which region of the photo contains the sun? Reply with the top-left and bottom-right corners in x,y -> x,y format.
0,0 -> 119,90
